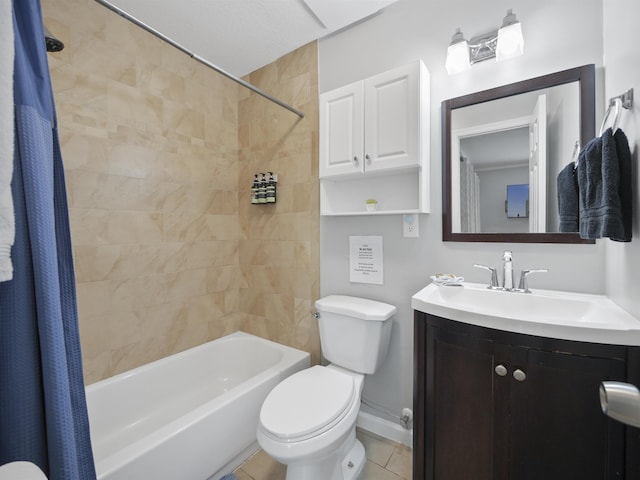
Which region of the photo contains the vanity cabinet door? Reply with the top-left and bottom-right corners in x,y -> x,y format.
414,312 -> 630,480
507,348 -> 625,480
427,325 -> 503,480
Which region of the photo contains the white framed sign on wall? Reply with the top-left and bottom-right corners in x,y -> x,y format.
349,235 -> 384,285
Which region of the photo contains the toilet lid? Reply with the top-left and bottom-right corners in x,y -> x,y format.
260,366 -> 356,440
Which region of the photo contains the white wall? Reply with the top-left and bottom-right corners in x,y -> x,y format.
319,0 -> 607,429
603,1 -> 640,317
478,167 -> 529,233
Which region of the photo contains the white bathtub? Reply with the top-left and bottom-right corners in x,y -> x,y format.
85,331 -> 310,480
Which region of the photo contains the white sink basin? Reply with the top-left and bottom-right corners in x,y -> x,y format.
412,282 -> 640,345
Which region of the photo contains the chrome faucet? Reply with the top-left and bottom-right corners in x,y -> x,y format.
502,250 -> 514,290
473,264 -> 499,289
517,269 -> 549,293
475,251 -> 548,293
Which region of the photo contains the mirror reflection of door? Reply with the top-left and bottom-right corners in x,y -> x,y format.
529,94 -> 548,232
456,121 -> 530,233
450,81 -> 580,234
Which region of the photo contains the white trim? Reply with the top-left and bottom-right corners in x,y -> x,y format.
357,410 -> 412,447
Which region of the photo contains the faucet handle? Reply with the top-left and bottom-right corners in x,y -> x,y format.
517,269 -> 548,293
502,250 -> 513,262
474,264 -> 499,289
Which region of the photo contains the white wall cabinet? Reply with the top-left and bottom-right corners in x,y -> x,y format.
319,60 -> 430,215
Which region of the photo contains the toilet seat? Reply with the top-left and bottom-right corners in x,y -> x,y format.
260,366 -> 356,442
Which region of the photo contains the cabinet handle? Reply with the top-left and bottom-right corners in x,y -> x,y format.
365,154 -> 371,164
513,369 -> 527,382
352,156 -> 359,165
495,364 -> 508,377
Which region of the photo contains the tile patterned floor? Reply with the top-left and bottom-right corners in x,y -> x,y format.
234,428 -> 412,480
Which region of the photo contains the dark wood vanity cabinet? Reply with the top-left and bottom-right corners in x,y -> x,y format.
414,311 -> 640,480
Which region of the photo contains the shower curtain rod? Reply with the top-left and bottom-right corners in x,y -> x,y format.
92,0 -> 305,119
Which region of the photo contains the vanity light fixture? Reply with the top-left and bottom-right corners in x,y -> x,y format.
445,9 -> 524,75
445,28 -> 471,75
496,9 -> 524,61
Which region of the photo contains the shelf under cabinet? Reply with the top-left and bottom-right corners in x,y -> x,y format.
320,169 -> 427,216
321,208 -> 421,216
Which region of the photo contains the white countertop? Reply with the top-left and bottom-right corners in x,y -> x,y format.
412,282 -> 640,346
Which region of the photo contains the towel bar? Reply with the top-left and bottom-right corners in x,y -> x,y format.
599,88 -> 633,136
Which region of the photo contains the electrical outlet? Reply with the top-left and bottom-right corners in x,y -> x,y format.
403,214 -> 418,237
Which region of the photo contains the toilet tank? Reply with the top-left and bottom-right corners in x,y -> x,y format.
315,295 -> 396,375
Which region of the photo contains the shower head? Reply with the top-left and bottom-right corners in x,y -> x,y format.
44,26 -> 64,52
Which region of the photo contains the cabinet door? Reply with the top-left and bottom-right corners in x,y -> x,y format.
508,348 -> 626,480
319,81 -> 364,177
417,313 -> 629,480
364,62 -> 421,173
426,325 -> 507,480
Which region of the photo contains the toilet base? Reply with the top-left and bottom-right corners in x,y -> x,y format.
340,437 -> 365,480
284,431 -> 365,480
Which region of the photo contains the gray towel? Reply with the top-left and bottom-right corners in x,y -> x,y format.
557,163 -> 579,232
577,128 -> 628,241
614,128 -> 632,242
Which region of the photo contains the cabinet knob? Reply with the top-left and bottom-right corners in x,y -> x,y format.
352,156 -> 359,165
365,154 -> 371,164
513,369 -> 527,382
495,364 -> 508,377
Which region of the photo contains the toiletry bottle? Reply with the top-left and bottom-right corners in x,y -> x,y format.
258,173 -> 267,204
251,174 -> 259,204
266,172 -> 276,203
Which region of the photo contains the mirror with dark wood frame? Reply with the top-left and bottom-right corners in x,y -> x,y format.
442,64 -> 596,243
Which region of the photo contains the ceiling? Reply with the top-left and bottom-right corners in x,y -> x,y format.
107,0 -> 399,78
460,127 -> 530,170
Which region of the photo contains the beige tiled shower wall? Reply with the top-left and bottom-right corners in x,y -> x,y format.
42,0 -> 320,383
238,44 -> 321,365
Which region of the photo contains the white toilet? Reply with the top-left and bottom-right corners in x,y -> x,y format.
257,295 -> 396,480
0,462 -> 48,480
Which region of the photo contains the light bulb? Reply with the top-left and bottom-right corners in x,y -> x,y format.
496,10 -> 524,61
445,28 -> 471,75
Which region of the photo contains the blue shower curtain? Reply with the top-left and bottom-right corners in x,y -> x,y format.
0,1 -> 97,479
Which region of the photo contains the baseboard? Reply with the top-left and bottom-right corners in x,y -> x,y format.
357,410 -> 412,447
